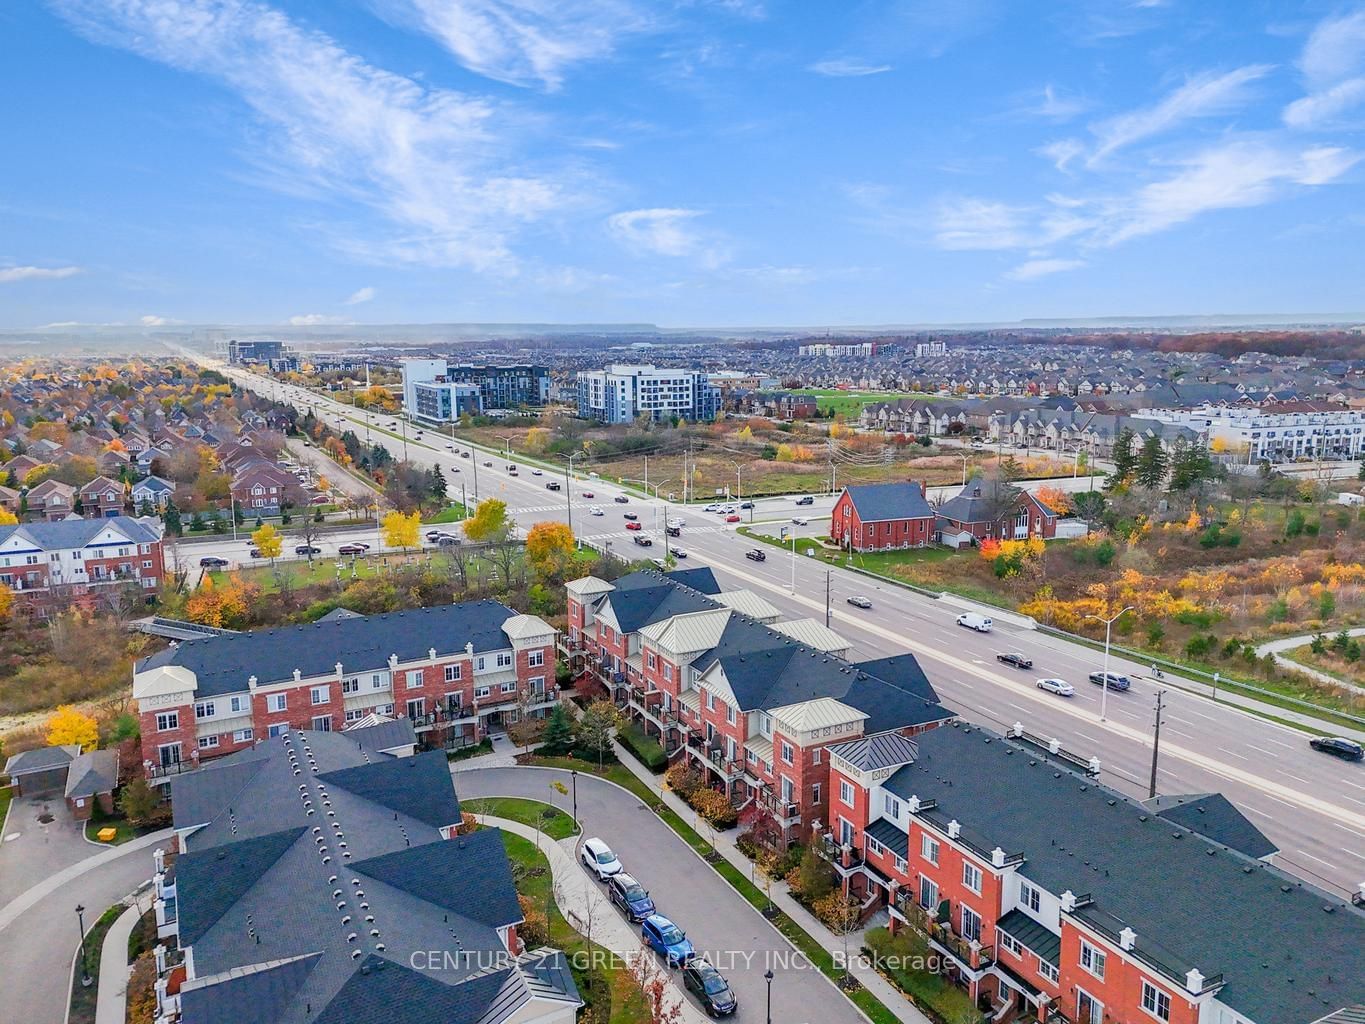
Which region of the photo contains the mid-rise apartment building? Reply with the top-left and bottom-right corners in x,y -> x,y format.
1146,401 -> 1365,463
401,358 -> 549,419
132,600 -> 557,778
798,342 -> 879,357
0,515 -> 164,609
575,364 -> 721,424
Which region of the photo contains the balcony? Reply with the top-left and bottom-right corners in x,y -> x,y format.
928,925 -> 994,973
816,833 -> 865,874
410,706 -> 476,732
147,759 -> 196,781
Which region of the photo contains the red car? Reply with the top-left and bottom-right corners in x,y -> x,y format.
582,491 -> 595,498
725,513 -> 741,523
626,521 -> 642,531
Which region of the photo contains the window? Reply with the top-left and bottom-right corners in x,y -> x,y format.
962,862 -> 983,896
312,716 -> 332,732
726,705 -> 735,724
197,735 -> 220,749
997,932 -> 1022,957
477,656 -> 487,671
811,782 -> 821,804
780,776 -> 794,804
894,854 -> 907,873
156,712 -> 179,732
811,747 -> 821,765
961,905 -> 981,943
344,708 -> 364,724
647,652 -> 657,670
233,728 -> 254,743
840,779 -> 855,806
501,680 -> 516,693
142,560 -> 153,569
1020,881 -> 1041,913
884,793 -> 900,818
342,677 -> 360,695
780,741 -> 794,765
407,670 -> 424,689
475,685 -> 492,699
919,875 -> 938,910
706,691 -> 715,711
1140,983 -> 1171,1022
921,834 -> 939,865
266,693 -> 288,714
370,673 -> 385,690
867,834 -> 885,857
1038,960 -> 1059,984
663,663 -> 673,681
1079,939 -> 1106,980
406,699 -> 425,719
444,664 -> 461,682
310,686 -> 329,705
194,702 -> 215,719
267,723 -> 288,738
496,652 -> 513,668
529,650 -> 544,668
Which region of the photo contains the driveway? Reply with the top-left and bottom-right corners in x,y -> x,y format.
458,766 -> 861,1024
0,792 -> 101,907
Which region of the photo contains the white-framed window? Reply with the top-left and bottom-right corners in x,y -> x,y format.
921,834 -> 939,865
1140,982 -> 1171,1022
997,931 -> 1022,957
496,652 -> 513,668
233,728 -> 253,743
706,690 -> 715,711
529,676 -> 546,696
780,776 -> 794,803
1020,880 -> 1041,913
444,664 -> 461,682
266,693 -> 288,713
780,741 -> 794,765
476,656 -> 487,671
311,716 -> 332,732
1079,939 -> 1106,980
529,649 -> 544,668
866,834 -> 885,857
267,723 -> 288,738
310,686 -> 329,705
726,705 -> 735,724
1039,960 -> 1059,984
197,735 -> 220,749
840,779 -> 855,806
884,793 -> 900,818
811,747 -> 821,764
229,695 -> 248,714
962,861 -> 983,896
961,905 -> 981,943
894,853 -> 907,873
647,651 -> 657,670
919,875 -> 938,910
407,670 -> 424,689
475,685 -> 492,699
156,711 -> 179,732
369,673 -> 385,690
194,701 -> 215,719
342,677 -> 360,694
663,663 -> 673,681
344,708 -> 365,724
500,680 -> 516,693
406,698 -> 425,719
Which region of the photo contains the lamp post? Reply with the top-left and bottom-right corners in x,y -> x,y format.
764,969 -> 774,1024
1084,605 -> 1134,722
571,769 -> 578,821
76,904 -> 91,988
960,453 -> 969,486
495,434 -> 513,459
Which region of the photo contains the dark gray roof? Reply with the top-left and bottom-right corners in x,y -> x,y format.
1146,793 -> 1279,861
316,607 -> 363,622
354,829 -> 521,929
345,718 -> 417,754
4,745 -> 78,775
936,475 -> 1015,525
137,600 -> 518,697
0,515 -> 161,552
883,723 -> 1365,1024
599,571 -> 721,634
171,754 -> 269,831
842,483 -> 934,523
179,953 -> 322,1024
178,827 -> 306,945
853,655 -> 941,705
315,959 -> 520,1024
319,751 -> 461,830
829,732 -> 919,772
865,816 -> 908,852
996,908 -> 1061,965
64,749 -> 119,799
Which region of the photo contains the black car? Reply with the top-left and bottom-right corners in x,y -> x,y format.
338,543 -> 367,556
199,555 -> 229,568
606,873 -> 655,922
682,959 -> 737,1017
738,501 -> 754,510
996,652 -> 1034,669
633,535 -> 653,547
546,481 -> 561,491
665,526 -> 681,537
623,512 -> 639,521
1088,671 -> 1131,691
294,544 -> 322,556
614,495 -> 630,504
1309,736 -> 1364,761
745,549 -> 766,562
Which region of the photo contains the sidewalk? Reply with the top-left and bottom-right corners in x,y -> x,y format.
608,744 -> 932,1024
1255,630 -> 1365,697
475,814 -> 708,1024
95,891 -> 153,1024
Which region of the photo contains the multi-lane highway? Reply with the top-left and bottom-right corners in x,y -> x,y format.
208,360 -> 1365,896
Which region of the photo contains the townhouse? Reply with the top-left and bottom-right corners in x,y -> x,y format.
0,515 -> 164,608
564,568 -> 954,842
828,721 -> 1365,1024
146,726 -> 580,1024
25,477 -> 76,520
78,474 -> 126,517
830,482 -> 937,552
132,600 -> 558,778
229,460 -> 301,513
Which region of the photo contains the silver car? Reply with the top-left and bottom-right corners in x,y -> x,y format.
1036,677 -> 1075,697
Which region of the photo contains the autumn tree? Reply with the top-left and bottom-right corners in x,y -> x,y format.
463,498 -> 509,543
382,509 -> 421,553
1033,485 -> 1073,516
251,522 -> 283,563
0,506 -> 16,526
523,427 -> 550,453
525,521 -> 576,581
47,705 -> 99,750
0,583 -> 12,624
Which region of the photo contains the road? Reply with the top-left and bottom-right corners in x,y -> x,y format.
212,362 -> 1365,895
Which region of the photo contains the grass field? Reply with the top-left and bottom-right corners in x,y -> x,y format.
788,388 -> 943,418
208,550 -> 446,592
465,796 -> 579,839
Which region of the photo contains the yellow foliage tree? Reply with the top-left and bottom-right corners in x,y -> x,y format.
525,521 -> 576,580
463,498 -> 509,543
47,705 -> 99,750
1209,436 -> 1228,454
523,427 -> 551,454
23,465 -> 57,487
1033,486 -> 1073,515
736,425 -> 754,442
251,523 -> 283,561
323,436 -> 351,466
317,475 -> 332,492
0,582 -> 13,623
381,509 -> 421,552
0,507 -> 17,526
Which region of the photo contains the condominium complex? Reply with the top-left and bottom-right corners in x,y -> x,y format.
1146,401 -> 1365,462
797,341 -> 879,357
400,358 -> 550,420
0,515 -> 165,609
575,364 -> 721,424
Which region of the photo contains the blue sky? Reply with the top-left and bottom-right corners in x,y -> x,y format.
3,0 -> 1365,328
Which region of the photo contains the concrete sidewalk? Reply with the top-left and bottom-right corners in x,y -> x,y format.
1255,630 -> 1365,697
95,892 -> 153,1024
475,813 -> 709,1024
609,744 -> 933,1024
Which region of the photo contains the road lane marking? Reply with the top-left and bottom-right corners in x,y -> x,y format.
1217,747 -> 1250,761
1293,851 -> 1344,871
1331,821 -> 1365,839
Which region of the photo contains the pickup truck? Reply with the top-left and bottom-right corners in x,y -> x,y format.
745,549 -> 766,562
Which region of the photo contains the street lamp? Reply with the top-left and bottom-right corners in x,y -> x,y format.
75,904 -> 91,987
571,770 -> 578,821
764,969 -> 774,1024
1084,605 -> 1134,722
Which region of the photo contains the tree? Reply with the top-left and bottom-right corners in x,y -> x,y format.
525,521 -> 576,581
251,522 -> 283,563
0,583 -> 12,625
814,889 -> 863,980
523,427 -> 550,453
630,949 -> 685,1024
1169,439 -> 1214,493
119,777 -> 161,826
540,704 -> 574,756
1134,436 -> 1169,489
0,506 -> 16,526
1033,485 -> 1073,516
464,498 -> 509,543
1108,427 -> 1136,488
578,700 -> 621,769
162,499 -> 183,536
794,845 -> 834,903
47,705 -> 99,750
382,509 -> 421,553
431,464 -> 448,502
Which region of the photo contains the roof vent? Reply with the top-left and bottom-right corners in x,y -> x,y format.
351,950 -> 362,960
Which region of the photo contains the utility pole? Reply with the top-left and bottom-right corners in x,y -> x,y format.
564,459 -> 573,534
825,570 -> 831,628
1148,689 -> 1166,798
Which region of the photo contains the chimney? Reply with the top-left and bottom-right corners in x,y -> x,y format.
465,641 -> 475,656
991,847 -> 1006,868
428,647 -> 437,660
919,479 -> 928,499
1185,968 -> 1205,994
388,654 -> 399,669
293,668 -> 302,682
1060,890 -> 1077,912
335,662 -> 344,678
248,674 -> 258,691
946,819 -> 961,839
1120,927 -> 1136,951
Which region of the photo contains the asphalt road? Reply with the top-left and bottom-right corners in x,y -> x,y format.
212,362 -> 1365,895
459,766 -> 860,1024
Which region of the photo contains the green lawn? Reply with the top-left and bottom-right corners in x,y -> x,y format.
84,817 -> 142,846
209,550 -> 450,592
465,797 -> 579,839
68,904 -> 123,1024
788,388 -> 943,419
427,504 -> 468,524
0,786 -> 12,832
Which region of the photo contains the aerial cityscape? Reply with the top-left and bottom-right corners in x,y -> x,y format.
1,4 -> 1364,1024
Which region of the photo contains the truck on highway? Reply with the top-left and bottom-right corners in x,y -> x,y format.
955,612 -> 993,633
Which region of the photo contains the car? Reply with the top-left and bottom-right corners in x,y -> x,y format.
996,652 -> 1034,669
614,495 -> 630,504
703,503 -> 720,512
633,535 -> 654,547
580,837 -> 623,880
666,518 -> 685,529
666,526 -> 681,537
1309,736 -> 1364,761
483,460 -> 492,467
682,958 -> 737,1016
506,464 -> 517,472
199,556 -> 229,568
846,595 -> 873,609
719,505 -> 736,515
445,443 -> 455,451
791,516 -> 809,526
745,549 -> 766,561
956,612 -> 993,632
1088,671 -> 1131,691
623,512 -> 639,521
425,530 -> 444,542
531,469 -> 543,476
1036,677 -> 1075,697
626,521 -> 643,531
795,495 -> 815,506
589,506 -> 604,516
294,544 -> 322,556
546,481 -> 562,491
508,469 -> 518,476
248,547 -> 262,559
606,873 -> 655,922
338,543 -> 368,556
725,513 -> 741,523
739,501 -> 754,510
582,491 -> 595,498
460,451 -> 470,459
672,548 -> 688,559
641,914 -> 694,967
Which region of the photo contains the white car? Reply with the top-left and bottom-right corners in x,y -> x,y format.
532,469 -> 543,476
446,443 -> 455,450
791,516 -> 809,526
1036,678 -> 1075,697
666,518 -> 685,529
720,505 -> 736,514
703,503 -> 720,513
581,837 -> 623,880
589,506 -> 604,516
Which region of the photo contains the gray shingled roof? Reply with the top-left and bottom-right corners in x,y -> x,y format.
0,515 -> 161,552
4,744 -> 79,775
64,748 -> 119,799
1146,792 -> 1279,861
345,717 -> 416,754
841,483 -> 934,523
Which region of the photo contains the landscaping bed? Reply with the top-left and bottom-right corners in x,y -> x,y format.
465,796 -> 578,840
67,903 -> 123,1024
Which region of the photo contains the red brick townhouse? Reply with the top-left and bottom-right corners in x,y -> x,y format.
827,721 -> 1365,1024
830,482 -> 936,553
146,727 -> 581,1024
565,567 -> 954,842
132,600 -> 558,778
0,515 -> 165,610
77,474 -> 127,518
935,475 -> 1058,548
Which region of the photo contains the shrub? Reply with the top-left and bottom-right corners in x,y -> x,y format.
735,832 -> 761,860
793,846 -> 835,903
1145,623 -> 1165,648
666,762 -> 705,801
517,894 -> 550,948
689,787 -> 739,829
1184,634 -> 1216,659
617,723 -> 667,772
1220,638 -> 1243,660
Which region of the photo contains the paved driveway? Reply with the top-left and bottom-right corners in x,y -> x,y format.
458,766 -> 861,1024
0,792 -> 100,907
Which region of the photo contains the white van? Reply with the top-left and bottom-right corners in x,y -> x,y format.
956,612 -> 993,633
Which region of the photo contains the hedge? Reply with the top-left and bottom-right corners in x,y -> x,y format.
617,723 -> 668,772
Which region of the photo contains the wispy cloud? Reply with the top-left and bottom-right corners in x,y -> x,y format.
1005,257 -> 1085,281
343,286 -> 377,305
0,265 -> 82,284
1087,64 -> 1274,164
934,198 -> 1034,250
139,314 -> 180,326
607,208 -> 719,261
53,0 -> 575,273
1026,84 -> 1089,121
286,313 -> 353,326
375,0 -> 653,90
1284,9 -> 1365,128
1284,77 -> 1365,128
807,58 -> 892,77
1040,138 -> 1086,172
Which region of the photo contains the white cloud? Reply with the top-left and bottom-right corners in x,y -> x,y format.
607,208 -> 710,258
376,0 -> 652,90
139,314 -> 179,326
1040,139 -> 1085,172
808,58 -> 893,77
343,286 -> 377,305
1284,77 -> 1365,128
1029,85 -> 1089,121
0,265 -> 82,284
286,313 -> 352,326
1300,8 -> 1365,85
933,199 -> 1033,250
54,0 -> 574,273
1088,64 -> 1274,165
1005,257 -> 1085,281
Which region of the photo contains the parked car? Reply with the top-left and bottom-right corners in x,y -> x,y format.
672,548 -> 688,559
546,481 -> 562,491
682,958 -> 737,1017
294,544 -> 322,556
633,535 -> 654,547
580,838 -> 623,880
607,873 -> 655,922
996,652 -> 1034,669
589,506 -> 604,516
1088,671 -> 1131,691
1036,677 -> 1075,697
791,516 -> 809,526
199,555 -> 229,568
338,543 -> 368,556
956,613 -> 993,632
623,512 -> 639,521
641,914 -> 694,967
615,495 -> 630,504
1309,736 -> 1364,761
724,514 -> 741,523
846,595 -> 873,609
626,522 -> 643,532
795,495 -> 815,506
745,549 -> 766,561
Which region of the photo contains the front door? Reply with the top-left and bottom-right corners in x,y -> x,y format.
158,743 -> 181,768
1077,990 -> 1103,1024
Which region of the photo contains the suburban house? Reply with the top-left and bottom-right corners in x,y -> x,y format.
826,720 -> 1365,1024
2,744 -> 81,796
564,568 -> 954,843
229,460 -> 300,513
63,748 -> 119,820
0,484 -> 19,512
829,482 -> 937,552
131,475 -> 175,511
145,726 -> 581,1024
860,399 -> 970,436
935,477 -> 1058,548
131,601 -> 558,778
0,516 -> 165,609
25,478 -> 76,521
78,475 -> 126,517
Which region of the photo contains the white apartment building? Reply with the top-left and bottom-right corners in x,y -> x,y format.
1147,402 -> 1365,463
575,364 -> 720,424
